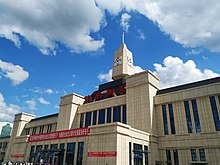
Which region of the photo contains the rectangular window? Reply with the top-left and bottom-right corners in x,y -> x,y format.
122,105 -> 127,124
133,143 -> 143,165
25,128 -> 30,135
168,104 -> 176,134
77,142 -> 84,165
191,100 -> 201,133
209,96 -> 220,131
65,142 -> 76,165
29,146 -> 35,163
184,101 -> 193,133
191,149 -> 197,161
199,149 -> 206,161
107,108 -> 112,123
47,124 -> 52,133
144,146 -> 148,165
98,109 -> 105,124
39,126 -> 44,134
59,143 -> 65,165
80,113 -> 84,128
173,149 -> 179,165
50,144 -> 58,150
85,112 -> 92,127
32,127 -> 36,135
129,142 -> 132,165
162,105 -> 169,135
92,111 -> 97,125
113,106 -> 121,122
166,150 -> 172,165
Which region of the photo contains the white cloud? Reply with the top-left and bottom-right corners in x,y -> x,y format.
30,87 -> 58,94
38,97 -> 50,105
0,0 -> 104,55
98,65 -> 144,82
186,49 -> 201,56
96,0 -> 220,52
98,69 -> 113,82
0,59 -> 29,86
120,13 -> 131,32
70,83 -> 75,87
0,92 -> 20,122
25,99 -> 37,110
137,29 -> 146,40
153,56 -> 220,89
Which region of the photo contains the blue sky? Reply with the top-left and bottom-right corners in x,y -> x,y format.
0,0 -> 220,122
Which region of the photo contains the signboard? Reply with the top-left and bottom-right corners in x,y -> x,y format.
29,128 -> 90,142
11,154 -> 25,158
88,152 -> 117,157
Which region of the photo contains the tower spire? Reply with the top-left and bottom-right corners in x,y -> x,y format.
122,31 -> 124,44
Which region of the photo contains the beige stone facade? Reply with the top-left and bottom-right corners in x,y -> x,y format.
4,42 -> 220,165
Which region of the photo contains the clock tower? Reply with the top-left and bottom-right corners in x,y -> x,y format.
112,32 -> 134,80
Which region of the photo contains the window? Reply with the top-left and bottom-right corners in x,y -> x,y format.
129,142 -> 132,165
44,144 -> 49,150
47,124 -> 52,133
133,143 -> 143,165
107,108 -> 112,123
166,150 -> 171,165
168,104 -> 176,134
32,127 -> 37,135
173,149 -> 179,165
191,149 -> 197,161
77,142 -> 84,165
191,100 -> 201,133
199,149 -> 206,161
80,113 -> 84,128
184,101 -> 193,133
122,105 -> 127,124
85,112 -> 92,127
39,126 -> 44,134
144,146 -> 148,165
162,105 -> 169,135
209,96 -> 220,131
92,111 -> 97,125
25,128 -> 30,135
65,142 -> 76,165
59,143 -> 65,165
51,144 -> 58,151
98,109 -> 105,124
113,106 -> 121,122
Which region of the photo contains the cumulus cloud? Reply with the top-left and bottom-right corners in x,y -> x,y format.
0,92 -> 20,122
25,99 -> 37,110
120,13 -> 131,32
30,87 -> 58,94
98,69 -> 113,82
153,56 -> 220,89
98,65 -> 144,82
0,0 -> 104,55
137,29 -> 146,40
38,97 -> 50,105
96,0 -> 220,52
0,59 -> 29,85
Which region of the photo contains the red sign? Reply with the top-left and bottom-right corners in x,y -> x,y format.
88,152 -> 117,157
11,154 -> 25,158
29,128 -> 90,142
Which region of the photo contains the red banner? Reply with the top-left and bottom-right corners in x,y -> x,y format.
88,152 -> 117,157
11,154 -> 25,158
29,128 -> 90,142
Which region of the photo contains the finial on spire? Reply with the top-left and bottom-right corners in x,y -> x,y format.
122,31 -> 124,44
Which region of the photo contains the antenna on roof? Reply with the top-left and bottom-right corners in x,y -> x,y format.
122,31 -> 124,44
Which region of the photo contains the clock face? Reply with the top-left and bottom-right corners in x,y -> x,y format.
127,56 -> 133,67
114,56 -> 122,66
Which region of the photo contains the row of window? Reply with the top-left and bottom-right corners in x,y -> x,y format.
162,95 -> 220,135
29,142 -> 84,165
0,142 -> 8,149
79,105 -> 127,128
166,148 -> 206,165
25,124 -> 55,135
